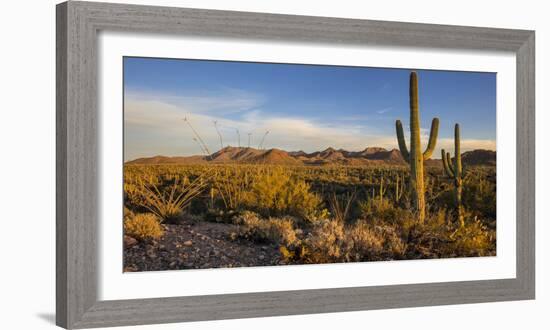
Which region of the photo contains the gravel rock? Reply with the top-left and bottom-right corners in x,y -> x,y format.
123,235 -> 138,248
124,218 -> 281,272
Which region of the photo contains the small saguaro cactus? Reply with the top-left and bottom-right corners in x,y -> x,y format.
441,123 -> 465,227
378,176 -> 387,201
394,172 -> 405,202
396,71 -> 440,223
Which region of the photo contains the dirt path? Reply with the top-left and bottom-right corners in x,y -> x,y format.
124,219 -> 282,272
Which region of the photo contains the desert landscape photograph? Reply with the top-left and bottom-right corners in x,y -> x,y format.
122,57 -> 497,272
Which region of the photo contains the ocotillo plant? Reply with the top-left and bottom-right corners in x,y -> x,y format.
395,71 -> 440,223
213,120 -> 223,150
192,137 -> 207,155
258,130 -> 270,149
184,116 -> 211,157
441,123 -> 465,227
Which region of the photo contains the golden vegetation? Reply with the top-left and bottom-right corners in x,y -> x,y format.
247,167 -> 321,219
124,210 -> 164,241
123,163 -> 496,263
236,211 -> 298,246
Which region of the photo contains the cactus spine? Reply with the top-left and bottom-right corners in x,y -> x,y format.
441,123 -> 465,227
395,71 -> 440,223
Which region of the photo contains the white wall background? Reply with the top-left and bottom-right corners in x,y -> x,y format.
0,0 -> 547,329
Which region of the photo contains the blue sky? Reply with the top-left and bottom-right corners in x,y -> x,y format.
124,57 -> 496,161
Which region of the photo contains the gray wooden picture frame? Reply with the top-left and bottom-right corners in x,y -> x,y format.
56,1 -> 535,328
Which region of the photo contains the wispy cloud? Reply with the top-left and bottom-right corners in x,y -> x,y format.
124,92 -> 495,161
379,82 -> 392,92
337,114 -> 370,121
376,107 -> 392,114
124,94 -> 396,160
125,87 -> 264,116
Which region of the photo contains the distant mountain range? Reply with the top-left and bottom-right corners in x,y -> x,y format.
126,146 -> 496,167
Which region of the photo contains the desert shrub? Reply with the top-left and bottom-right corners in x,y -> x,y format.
402,209 -> 495,259
359,197 -> 410,224
429,208 -> 449,227
462,175 -> 496,220
136,175 -> 208,223
372,224 -> 407,258
433,188 -> 457,211
346,220 -> 384,261
402,209 -> 454,258
444,219 -> 495,257
236,211 -> 298,246
123,164 -> 497,262
124,182 -> 146,210
124,213 -> 164,241
302,208 -> 331,224
123,206 -> 135,219
204,208 -> 239,224
233,210 -> 260,224
248,167 -> 321,219
293,219 -> 406,264
212,168 -> 254,211
301,219 -> 347,263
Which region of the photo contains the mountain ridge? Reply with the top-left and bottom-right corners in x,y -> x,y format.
126,146 -> 496,166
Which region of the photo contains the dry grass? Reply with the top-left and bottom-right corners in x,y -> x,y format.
328,190 -> 356,223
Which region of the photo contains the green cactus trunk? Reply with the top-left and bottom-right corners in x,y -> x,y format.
409,73 -> 426,222
394,173 -> 404,202
396,72 -> 439,223
442,123 -> 465,227
456,183 -> 464,226
454,124 -> 464,226
379,176 -> 387,201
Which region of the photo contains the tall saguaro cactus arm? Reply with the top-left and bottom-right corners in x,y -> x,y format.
394,71 -> 439,223
442,124 -> 464,180
453,123 -> 462,176
423,118 -> 440,159
446,153 -> 454,174
395,120 -> 409,162
441,123 -> 464,227
441,149 -> 454,177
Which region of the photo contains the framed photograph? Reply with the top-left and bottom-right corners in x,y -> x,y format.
56,1 -> 535,328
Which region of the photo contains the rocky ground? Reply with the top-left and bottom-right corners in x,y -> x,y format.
123,219 -> 282,272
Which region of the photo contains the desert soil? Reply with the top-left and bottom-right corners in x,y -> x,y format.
123,219 -> 282,272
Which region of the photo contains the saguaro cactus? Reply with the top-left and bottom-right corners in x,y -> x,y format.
396,71 -> 439,223
441,123 -> 465,227
394,173 -> 405,202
